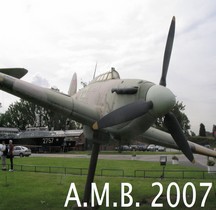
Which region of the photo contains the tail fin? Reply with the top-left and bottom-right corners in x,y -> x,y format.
68,72 -> 77,96
0,68 -> 28,79
92,62 -> 97,79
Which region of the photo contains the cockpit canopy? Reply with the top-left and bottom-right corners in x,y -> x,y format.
91,67 -> 120,83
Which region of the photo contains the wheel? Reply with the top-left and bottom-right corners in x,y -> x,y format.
19,153 -> 24,157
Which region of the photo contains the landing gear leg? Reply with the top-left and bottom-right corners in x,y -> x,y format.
73,142 -> 100,209
83,142 -> 100,204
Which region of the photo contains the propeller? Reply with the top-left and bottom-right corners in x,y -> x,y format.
92,100 -> 153,130
92,16 -> 195,162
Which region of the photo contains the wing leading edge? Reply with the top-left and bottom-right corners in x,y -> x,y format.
143,127 -> 216,158
0,72 -> 99,126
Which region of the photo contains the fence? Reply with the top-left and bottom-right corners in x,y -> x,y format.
2,164 -> 216,180
134,169 -> 214,179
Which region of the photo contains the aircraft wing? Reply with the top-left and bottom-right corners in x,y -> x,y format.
142,127 -> 216,158
0,71 -> 99,126
0,68 -> 28,79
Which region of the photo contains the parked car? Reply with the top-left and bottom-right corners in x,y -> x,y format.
0,144 -> 3,156
115,145 -> 132,151
147,144 -> 156,152
137,145 -> 148,151
157,146 -> 166,152
130,145 -> 138,151
13,146 -> 31,157
121,145 -> 132,151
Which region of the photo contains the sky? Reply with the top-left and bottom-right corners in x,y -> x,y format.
0,0 -> 215,134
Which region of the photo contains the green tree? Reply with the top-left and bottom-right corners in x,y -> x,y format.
199,123 -> 206,137
0,99 -> 80,130
0,99 -> 36,129
155,101 -> 191,135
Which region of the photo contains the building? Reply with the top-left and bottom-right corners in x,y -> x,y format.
0,127 -> 19,142
0,127 -> 85,152
64,129 -> 85,151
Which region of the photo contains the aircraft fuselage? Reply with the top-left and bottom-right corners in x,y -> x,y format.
74,76 -> 157,141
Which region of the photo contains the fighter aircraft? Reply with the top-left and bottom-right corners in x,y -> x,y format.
0,16 -> 216,207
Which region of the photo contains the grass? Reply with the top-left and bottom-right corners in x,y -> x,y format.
0,156 -> 216,210
67,150 -> 181,156
11,156 -> 204,177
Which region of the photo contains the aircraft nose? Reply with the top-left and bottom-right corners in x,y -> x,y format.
146,85 -> 176,117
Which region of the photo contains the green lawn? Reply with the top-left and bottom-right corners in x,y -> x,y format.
0,156 -> 216,210
67,150 -> 181,156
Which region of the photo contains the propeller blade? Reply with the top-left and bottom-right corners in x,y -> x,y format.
159,16 -> 175,87
164,112 -> 195,162
92,100 -> 153,130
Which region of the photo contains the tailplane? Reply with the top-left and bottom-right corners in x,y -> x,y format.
0,68 -> 28,79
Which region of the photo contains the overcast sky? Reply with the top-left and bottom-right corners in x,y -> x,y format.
0,0 -> 215,134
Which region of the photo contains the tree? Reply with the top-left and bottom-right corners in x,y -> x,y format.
199,123 -> 206,137
0,99 -> 36,129
155,101 -> 191,135
0,99 -> 80,130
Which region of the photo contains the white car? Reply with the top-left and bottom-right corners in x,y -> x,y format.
13,146 -> 31,157
147,144 -> 156,151
157,146 -> 166,152
0,144 -> 3,156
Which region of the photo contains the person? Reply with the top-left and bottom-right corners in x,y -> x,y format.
1,141 -> 7,170
8,140 -> 14,172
